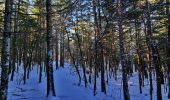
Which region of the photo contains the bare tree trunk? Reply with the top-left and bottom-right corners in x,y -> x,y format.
143,17 -> 153,100
118,0 -> 130,100
23,29 -> 27,84
46,0 -> 56,96
38,0 -> 43,83
75,33 -> 87,87
92,0 -> 99,95
100,45 -> 106,94
66,31 -> 81,85
0,0 -> 13,99
145,0 -> 163,100
97,0 -> 106,94
60,23 -> 64,67
11,0 -> 21,81
55,28 -> 59,69
166,0 -> 170,98
134,15 -> 143,93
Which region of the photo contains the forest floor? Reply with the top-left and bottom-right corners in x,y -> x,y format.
7,63 -> 169,100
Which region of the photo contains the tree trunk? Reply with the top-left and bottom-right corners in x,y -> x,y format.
143,17 -> 153,100
46,0 -> 56,96
60,24 -> 64,67
92,0 -> 99,95
166,0 -> 170,98
11,0 -> 21,81
100,45 -> 106,94
145,0 -> 163,100
56,28 -> 59,69
66,31 -> 81,85
75,33 -> 87,87
118,0 -> 130,100
0,0 -> 13,99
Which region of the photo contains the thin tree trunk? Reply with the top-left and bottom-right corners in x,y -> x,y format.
60,23 -> 64,67
118,0 -> 130,100
100,46 -> 106,94
11,0 -> 21,81
56,28 -> 59,69
23,27 -> 28,84
134,16 -> 143,93
92,0 -> 99,95
75,33 -> 87,87
145,0 -> 163,100
143,17 -> 153,100
66,31 -> 81,85
166,0 -> 170,98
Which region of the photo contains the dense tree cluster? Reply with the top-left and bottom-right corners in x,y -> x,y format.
0,0 -> 169,100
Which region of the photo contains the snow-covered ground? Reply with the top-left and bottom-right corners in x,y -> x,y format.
7,63 -> 169,100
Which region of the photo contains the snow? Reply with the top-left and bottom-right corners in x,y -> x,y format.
7,63 -> 169,100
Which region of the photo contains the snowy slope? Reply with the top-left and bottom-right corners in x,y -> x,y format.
7,63 -> 169,100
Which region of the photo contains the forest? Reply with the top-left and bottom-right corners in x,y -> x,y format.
0,0 -> 169,100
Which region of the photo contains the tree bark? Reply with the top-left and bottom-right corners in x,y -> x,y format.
92,0 -> 99,95
0,0 -> 13,99
118,0 -> 130,100
145,0 -> 163,100
55,27 -> 59,69
46,0 -> 56,96
60,22 -> 64,67
166,0 -> 170,98
11,0 -> 21,81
